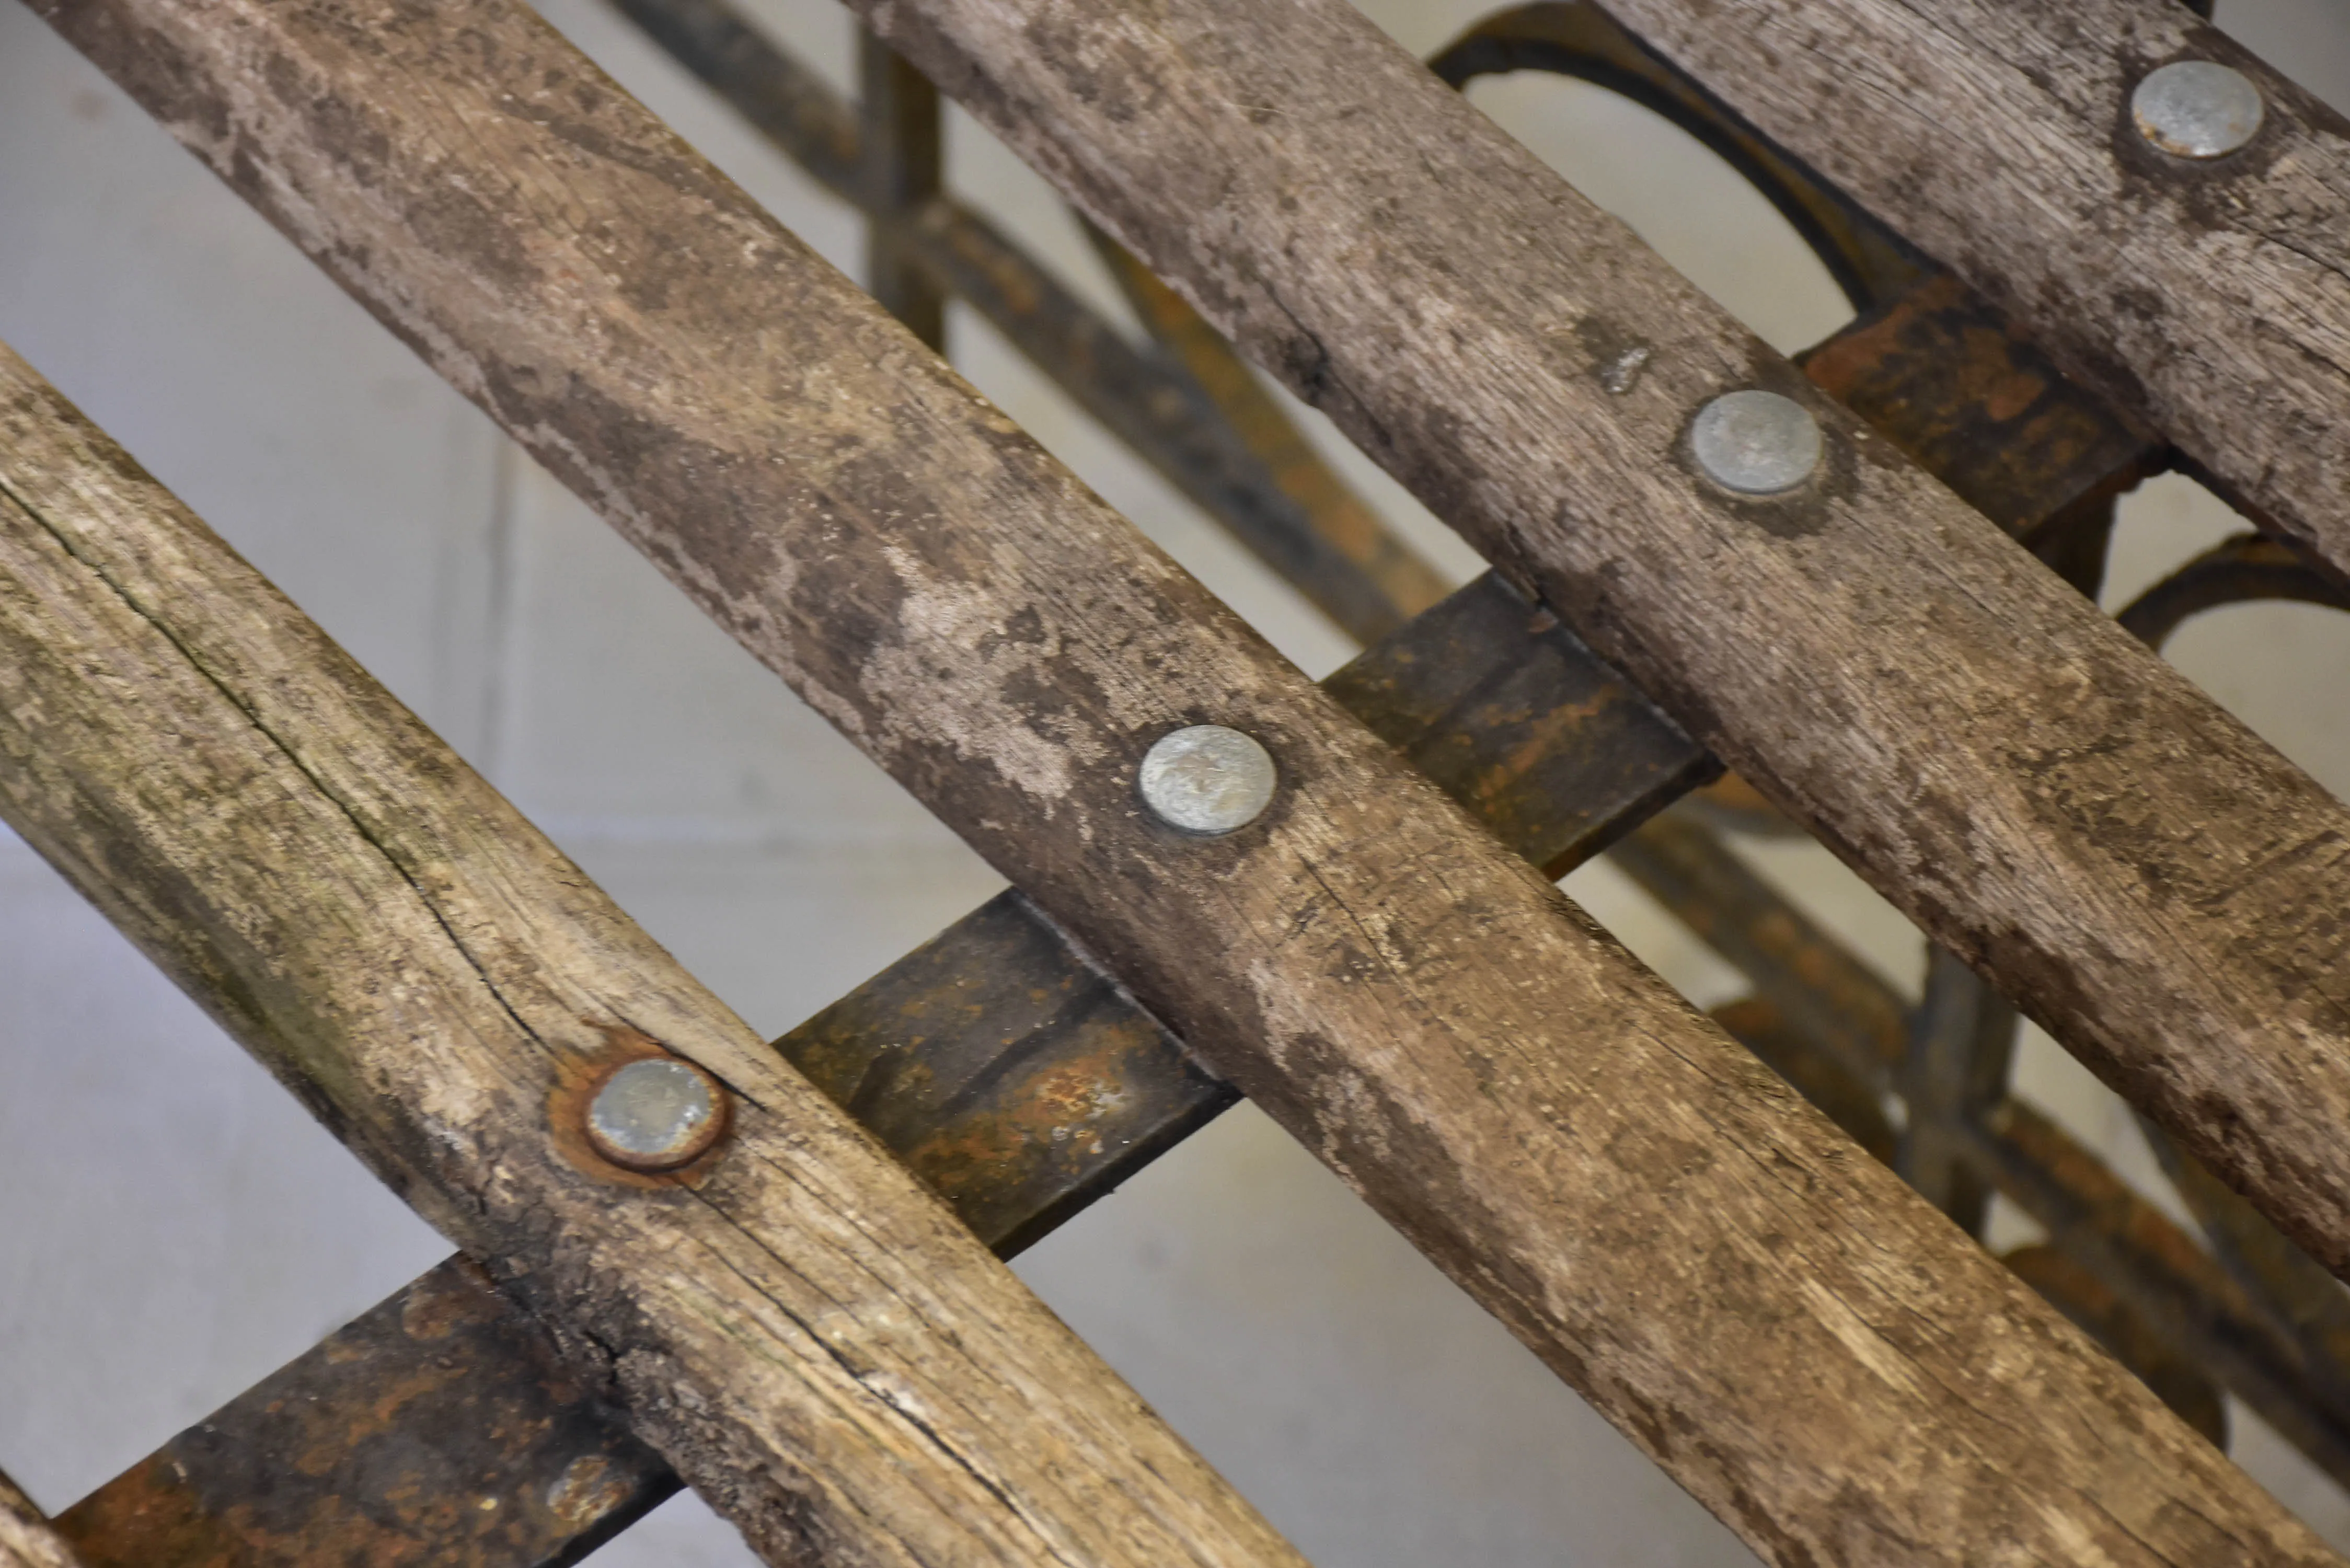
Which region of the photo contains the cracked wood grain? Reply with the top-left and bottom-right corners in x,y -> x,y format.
1584,0 -> 2350,584
0,1470 -> 81,1568
0,343 -> 1303,1568
22,0 -> 2344,1561
828,0 -> 2350,1286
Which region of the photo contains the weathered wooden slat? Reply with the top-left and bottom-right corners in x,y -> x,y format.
51,566 -> 1712,1568
1421,0 -> 1925,313
838,0 -> 2350,1284
607,0 -> 1446,645
28,3 -> 2333,1561
1998,1245 -> 2228,1449
0,1471 -> 83,1568
0,343 -> 1307,1568
1646,817 -> 2350,1489
1587,0 -> 2350,591
1971,1099 -> 2350,1489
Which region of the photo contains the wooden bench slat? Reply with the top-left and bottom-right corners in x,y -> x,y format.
0,340 -> 1308,1568
826,0 -> 2350,1287
24,1 -> 2339,1559
54,567 -> 1705,1568
1588,0 -> 2350,590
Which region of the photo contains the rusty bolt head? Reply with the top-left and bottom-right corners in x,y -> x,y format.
1138,724 -> 1277,834
1691,390 -> 1823,495
2133,61 -> 2264,159
585,1058 -> 725,1172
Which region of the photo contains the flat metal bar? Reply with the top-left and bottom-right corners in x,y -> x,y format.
1794,272 -> 2165,555
55,568 -> 1711,1568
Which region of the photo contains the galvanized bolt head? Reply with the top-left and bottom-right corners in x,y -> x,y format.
1138,724 -> 1276,835
2133,61 -> 2264,159
585,1057 -> 725,1172
1690,390 -> 1823,495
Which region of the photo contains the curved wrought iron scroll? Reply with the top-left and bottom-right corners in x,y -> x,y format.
1425,2 -> 1925,314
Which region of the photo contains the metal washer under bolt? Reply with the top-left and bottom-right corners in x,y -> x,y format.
1139,724 -> 1277,834
586,1057 -> 726,1172
1690,390 -> 1823,495
2133,61 -> 2265,159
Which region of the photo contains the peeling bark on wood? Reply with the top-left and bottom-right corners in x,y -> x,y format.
0,1471 -> 83,1568
23,2 -> 2346,1561
1587,0 -> 2350,587
827,0 -> 2350,1284
0,344 -> 1305,1568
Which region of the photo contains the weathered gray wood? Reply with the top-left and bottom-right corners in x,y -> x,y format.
28,3 -> 2350,1563
0,1470 -> 82,1568
833,0 -> 2350,1279
0,343 -> 1305,1568
1587,0 -> 2350,586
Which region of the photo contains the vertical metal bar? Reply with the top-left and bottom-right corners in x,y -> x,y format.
857,31 -> 945,348
1896,949 -> 2019,1234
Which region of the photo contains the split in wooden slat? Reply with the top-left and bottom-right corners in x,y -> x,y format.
24,0 -> 2339,1558
0,339 -> 1307,1568
830,0 -> 2350,1285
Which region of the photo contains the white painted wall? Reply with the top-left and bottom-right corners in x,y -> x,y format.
1,0 -> 2346,1562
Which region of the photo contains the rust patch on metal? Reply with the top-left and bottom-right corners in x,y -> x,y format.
55,1259 -> 676,1568
1798,273 -> 2164,565
545,1025 -> 733,1191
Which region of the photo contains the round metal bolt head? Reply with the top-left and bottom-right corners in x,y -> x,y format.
2133,61 -> 2264,159
1138,724 -> 1277,835
1690,390 -> 1823,495
586,1057 -> 725,1172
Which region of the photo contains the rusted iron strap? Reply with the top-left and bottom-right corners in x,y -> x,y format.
56,570 -> 1713,1568
1589,0 -> 2350,592
608,0 -> 1447,644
